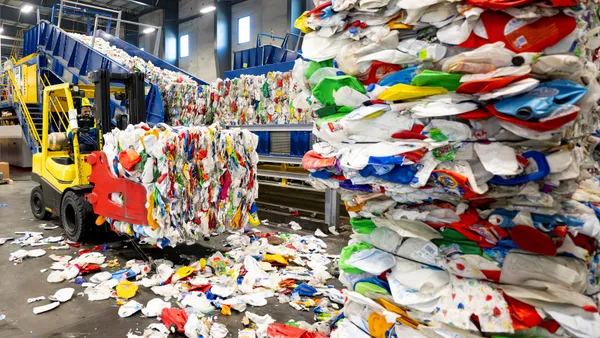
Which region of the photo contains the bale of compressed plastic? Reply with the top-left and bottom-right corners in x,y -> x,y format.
72,33 -> 315,126
192,72 -> 315,126
71,34 -> 200,124
297,1 -> 600,337
101,123 -> 260,247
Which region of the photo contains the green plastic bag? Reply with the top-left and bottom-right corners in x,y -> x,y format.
339,242 -> 373,274
354,282 -> 390,297
432,229 -> 482,256
350,218 -> 377,234
410,70 -> 463,91
305,60 -> 335,80
312,76 -> 366,106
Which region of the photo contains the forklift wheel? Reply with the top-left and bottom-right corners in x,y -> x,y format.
31,186 -> 52,220
61,191 -> 93,242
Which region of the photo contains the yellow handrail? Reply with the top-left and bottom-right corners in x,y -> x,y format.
7,69 -> 41,147
41,74 -> 69,131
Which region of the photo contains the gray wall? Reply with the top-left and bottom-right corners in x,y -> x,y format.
139,9 -> 164,59
131,0 -> 296,83
178,0 -> 218,83
231,0 -> 289,53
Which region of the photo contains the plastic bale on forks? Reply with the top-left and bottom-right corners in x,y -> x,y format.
296,0 -> 600,337
92,123 -> 260,247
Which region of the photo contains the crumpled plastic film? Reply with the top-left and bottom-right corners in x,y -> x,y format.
299,1 -> 600,337
70,34 -> 200,124
102,123 -> 259,247
194,73 -> 316,125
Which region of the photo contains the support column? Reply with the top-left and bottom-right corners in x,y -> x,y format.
214,2 -> 232,79
325,188 -> 340,228
288,0 -> 306,35
164,2 -> 179,66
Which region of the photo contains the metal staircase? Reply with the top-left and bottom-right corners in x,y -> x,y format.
26,103 -> 43,143
7,68 -> 41,153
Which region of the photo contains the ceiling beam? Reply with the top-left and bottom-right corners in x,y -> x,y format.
0,35 -> 23,41
9,0 -> 144,21
121,0 -> 157,7
0,1 -> 145,38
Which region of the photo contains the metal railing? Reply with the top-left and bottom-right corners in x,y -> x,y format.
57,0 -> 122,37
7,69 -> 41,148
10,30 -> 24,62
92,14 -> 162,57
40,74 -> 69,132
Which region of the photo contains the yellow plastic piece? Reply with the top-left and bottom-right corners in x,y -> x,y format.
173,266 -> 195,281
226,136 -> 233,156
368,313 -> 394,338
376,299 -> 420,329
264,254 -> 289,266
248,213 -> 261,226
106,258 -> 120,268
345,201 -> 365,213
147,194 -> 159,230
294,11 -> 314,34
116,280 -> 138,299
199,258 -> 207,270
377,84 -> 448,101
221,305 -> 231,316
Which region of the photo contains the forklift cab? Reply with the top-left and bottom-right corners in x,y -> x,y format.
30,70 -> 147,242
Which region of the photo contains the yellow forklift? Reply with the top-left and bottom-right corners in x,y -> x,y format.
30,70 -> 147,241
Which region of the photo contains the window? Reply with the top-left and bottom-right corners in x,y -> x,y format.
238,16 -> 250,44
180,34 -> 189,58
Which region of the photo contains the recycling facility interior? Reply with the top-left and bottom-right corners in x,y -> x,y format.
3,0 -> 600,338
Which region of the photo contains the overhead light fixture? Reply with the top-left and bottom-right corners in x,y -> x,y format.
21,4 -> 34,13
142,27 -> 156,34
200,5 -> 216,14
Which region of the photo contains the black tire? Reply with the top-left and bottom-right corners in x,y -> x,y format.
60,191 -> 93,242
31,186 -> 52,220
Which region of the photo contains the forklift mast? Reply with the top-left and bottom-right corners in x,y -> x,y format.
89,69 -> 147,138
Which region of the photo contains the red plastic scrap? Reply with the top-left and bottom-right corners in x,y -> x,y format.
307,1 -> 331,16
161,308 -> 188,334
118,149 -> 142,171
80,263 -> 101,274
188,284 -> 212,293
267,323 -> 327,338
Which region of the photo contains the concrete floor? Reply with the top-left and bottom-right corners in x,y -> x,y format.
0,170 -> 347,338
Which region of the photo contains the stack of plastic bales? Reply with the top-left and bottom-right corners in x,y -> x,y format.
101,123 -> 260,247
297,1 -> 600,337
193,72 -> 315,126
71,34 -> 200,124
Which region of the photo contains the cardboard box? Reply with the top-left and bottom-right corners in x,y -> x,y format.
0,162 -> 9,179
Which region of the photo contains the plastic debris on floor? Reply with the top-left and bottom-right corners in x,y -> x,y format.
297,0 -> 600,337
70,33 -> 200,125
100,123 -> 260,246
194,73 -> 315,125
4,221 -> 343,337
